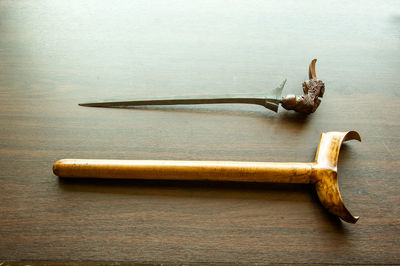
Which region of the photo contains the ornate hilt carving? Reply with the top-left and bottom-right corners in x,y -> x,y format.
281,59 -> 325,114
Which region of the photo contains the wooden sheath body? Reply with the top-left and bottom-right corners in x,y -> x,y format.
53,159 -> 314,184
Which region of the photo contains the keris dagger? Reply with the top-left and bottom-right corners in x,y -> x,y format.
79,59 -> 325,114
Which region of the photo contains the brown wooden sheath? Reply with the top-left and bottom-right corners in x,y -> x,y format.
53,131 -> 361,223
53,160 -> 313,184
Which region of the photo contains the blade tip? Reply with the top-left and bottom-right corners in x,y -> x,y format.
79,103 -> 93,107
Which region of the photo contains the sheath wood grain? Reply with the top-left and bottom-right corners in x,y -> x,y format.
54,159 -> 313,183
1,0 -> 399,264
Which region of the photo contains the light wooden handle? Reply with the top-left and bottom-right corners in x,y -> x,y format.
53,159 -> 313,184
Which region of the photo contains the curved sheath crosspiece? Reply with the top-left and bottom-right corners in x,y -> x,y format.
311,131 -> 361,223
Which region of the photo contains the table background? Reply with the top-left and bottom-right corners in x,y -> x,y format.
1,0 -> 399,264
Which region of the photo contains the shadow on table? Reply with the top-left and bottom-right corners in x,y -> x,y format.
93,105 -> 311,124
57,177 -> 347,232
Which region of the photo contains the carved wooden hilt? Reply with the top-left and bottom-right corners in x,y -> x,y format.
282,59 -> 325,114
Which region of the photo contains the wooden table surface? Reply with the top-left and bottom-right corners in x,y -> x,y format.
1,0 -> 399,264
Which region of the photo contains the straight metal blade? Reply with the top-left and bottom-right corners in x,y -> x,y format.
79,80 -> 287,113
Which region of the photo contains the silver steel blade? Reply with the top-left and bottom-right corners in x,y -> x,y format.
79,80 -> 286,113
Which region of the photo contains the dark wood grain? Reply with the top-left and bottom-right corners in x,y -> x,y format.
1,0 -> 399,264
